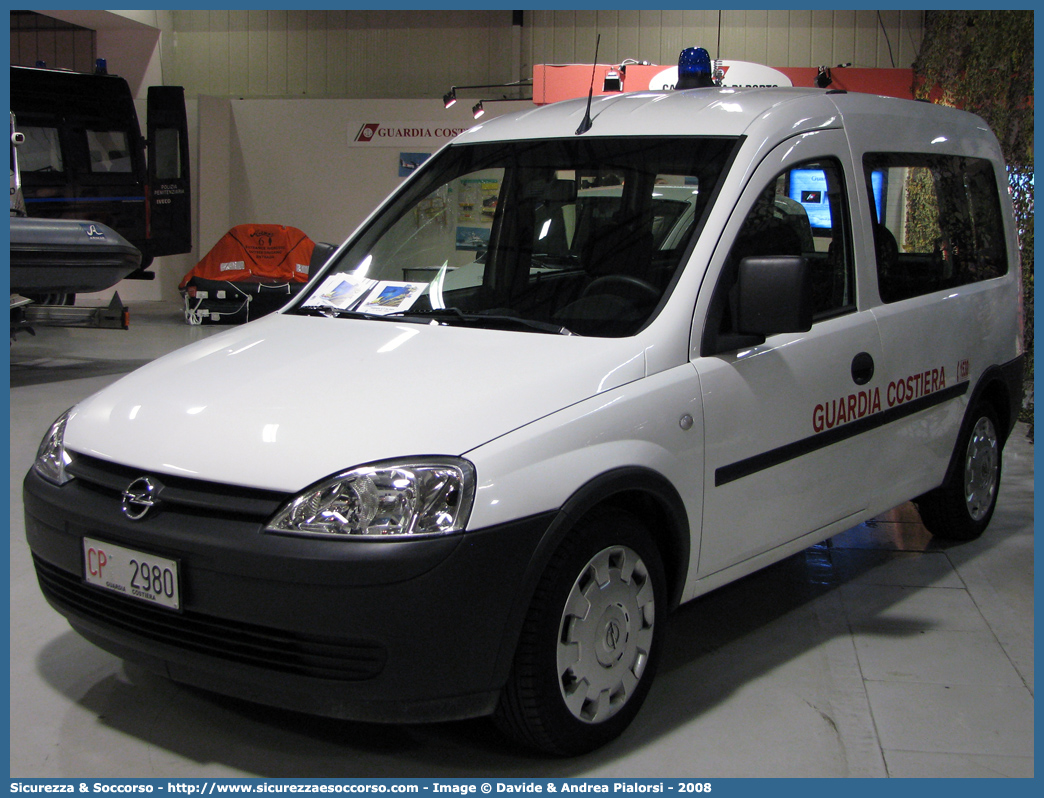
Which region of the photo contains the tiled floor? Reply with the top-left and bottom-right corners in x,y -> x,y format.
8,302 -> 1034,777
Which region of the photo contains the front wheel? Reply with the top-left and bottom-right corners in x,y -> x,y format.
917,402 -> 1002,541
495,507 -> 666,755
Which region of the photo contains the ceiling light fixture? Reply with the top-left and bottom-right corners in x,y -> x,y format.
467,97 -> 534,120
816,63 -> 849,89
441,79 -> 532,110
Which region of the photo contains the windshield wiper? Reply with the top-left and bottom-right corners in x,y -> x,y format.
395,307 -> 575,336
296,304 -> 574,335
294,306 -> 390,322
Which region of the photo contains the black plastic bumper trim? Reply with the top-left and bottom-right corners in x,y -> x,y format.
34,554 -> 387,682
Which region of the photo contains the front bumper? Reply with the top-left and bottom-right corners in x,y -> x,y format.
24,465 -> 553,722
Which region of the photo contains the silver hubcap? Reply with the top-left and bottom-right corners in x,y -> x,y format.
964,416 -> 999,522
557,545 -> 655,724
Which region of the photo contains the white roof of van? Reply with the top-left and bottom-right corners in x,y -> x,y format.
454,87 -> 998,159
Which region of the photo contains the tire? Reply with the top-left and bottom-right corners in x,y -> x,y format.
917,401 -> 1002,541
495,507 -> 666,756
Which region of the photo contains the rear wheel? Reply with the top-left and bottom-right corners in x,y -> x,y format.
495,507 -> 666,755
917,402 -> 1002,541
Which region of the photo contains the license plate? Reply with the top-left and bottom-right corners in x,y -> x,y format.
83,537 -> 181,610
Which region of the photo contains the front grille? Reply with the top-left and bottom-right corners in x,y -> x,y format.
66,454 -> 289,521
34,555 -> 386,682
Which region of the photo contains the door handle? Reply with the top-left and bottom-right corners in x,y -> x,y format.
851,352 -> 875,386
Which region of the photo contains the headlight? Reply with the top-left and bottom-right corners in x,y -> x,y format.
34,409 -> 74,486
266,458 -> 476,539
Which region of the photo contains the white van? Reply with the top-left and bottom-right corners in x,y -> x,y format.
25,87 -> 1024,755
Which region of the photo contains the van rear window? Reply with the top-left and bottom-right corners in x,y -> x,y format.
863,153 -> 1008,303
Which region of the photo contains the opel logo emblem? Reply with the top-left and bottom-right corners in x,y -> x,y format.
605,620 -> 621,651
121,477 -> 159,520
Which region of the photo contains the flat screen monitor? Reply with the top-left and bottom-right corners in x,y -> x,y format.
788,169 -> 831,230
787,168 -> 886,231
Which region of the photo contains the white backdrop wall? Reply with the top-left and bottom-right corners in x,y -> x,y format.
202,98 -> 507,256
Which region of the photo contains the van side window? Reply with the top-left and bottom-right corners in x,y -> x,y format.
86,129 -> 133,173
863,153 -> 1008,303
18,125 -> 63,173
705,158 -> 852,354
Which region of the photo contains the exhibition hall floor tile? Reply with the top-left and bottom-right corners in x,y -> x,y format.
9,303 -> 1034,777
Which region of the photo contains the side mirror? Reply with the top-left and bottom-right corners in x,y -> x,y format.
736,255 -> 813,336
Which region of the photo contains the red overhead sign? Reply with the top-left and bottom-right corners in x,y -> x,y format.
532,63 -> 914,104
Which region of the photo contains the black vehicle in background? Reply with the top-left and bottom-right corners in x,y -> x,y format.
10,64 -> 192,280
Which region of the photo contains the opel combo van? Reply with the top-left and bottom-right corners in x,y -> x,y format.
24,87 -> 1024,755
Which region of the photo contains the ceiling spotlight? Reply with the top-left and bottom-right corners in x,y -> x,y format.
472,101 -> 485,119
441,79 -> 533,111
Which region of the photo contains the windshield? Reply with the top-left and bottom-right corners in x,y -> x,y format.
296,136 -> 738,336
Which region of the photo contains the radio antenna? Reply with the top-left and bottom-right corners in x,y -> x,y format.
575,34 -> 600,135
